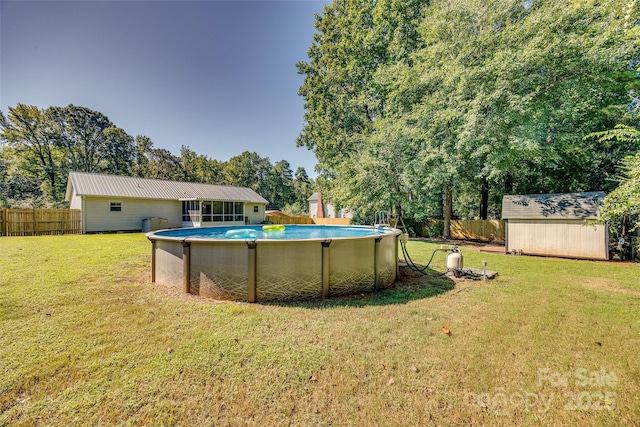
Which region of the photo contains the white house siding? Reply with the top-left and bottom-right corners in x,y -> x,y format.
83,197 -> 182,233
506,219 -> 608,260
69,191 -> 82,209
245,203 -> 265,224
309,200 -> 318,218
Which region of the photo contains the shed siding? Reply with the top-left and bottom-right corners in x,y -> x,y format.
83,197 -> 182,232
506,219 -> 608,260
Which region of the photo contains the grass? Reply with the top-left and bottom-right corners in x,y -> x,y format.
1,233 -> 639,426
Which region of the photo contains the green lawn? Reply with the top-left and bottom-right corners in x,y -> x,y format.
1,234 -> 639,426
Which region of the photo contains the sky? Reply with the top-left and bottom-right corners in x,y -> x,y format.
1,0 -> 329,177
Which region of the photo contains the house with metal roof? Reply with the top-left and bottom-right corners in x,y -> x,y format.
65,172 -> 269,233
502,191 -> 609,260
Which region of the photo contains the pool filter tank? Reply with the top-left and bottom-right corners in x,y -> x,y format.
446,247 -> 463,270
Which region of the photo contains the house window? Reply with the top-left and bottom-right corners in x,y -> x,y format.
235,202 -> 244,221
224,201 -> 234,221
182,201 -> 201,222
201,201 -> 245,222
202,201 -> 212,222
212,201 -> 223,221
110,202 -> 122,212
253,205 -> 259,213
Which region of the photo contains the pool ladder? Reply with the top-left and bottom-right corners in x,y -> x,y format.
374,211 -> 408,234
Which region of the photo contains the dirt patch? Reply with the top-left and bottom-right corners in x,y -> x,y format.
147,278 -> 235,305
398,263 -> 433,281
578,278 -> 640,296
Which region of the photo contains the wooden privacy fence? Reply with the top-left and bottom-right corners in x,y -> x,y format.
419,219 -> 505,241
450,220 -> 505,241
266,215 -> 314,225
264,213 -> 501,240
265,213 -> 351,226
0,208 -> 81,236
313,218 -> 352,225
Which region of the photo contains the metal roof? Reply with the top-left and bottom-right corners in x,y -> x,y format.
502,192 -> 605,220
66,172 -> 269,204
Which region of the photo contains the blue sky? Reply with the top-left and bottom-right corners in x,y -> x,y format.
1,0 -> 329,177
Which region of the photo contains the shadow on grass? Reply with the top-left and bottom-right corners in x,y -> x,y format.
266,266 -> 456,309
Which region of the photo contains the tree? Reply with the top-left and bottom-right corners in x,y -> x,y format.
132,135 -> 153,178
402,0 -> 639,218
144,147 -> 184,181
50,105 -> 114,173
180,145 -> 224,184
595,125 -> 640,235
264,160 -> 294,210
102,127 -> 135,175
1,103 -> 308,207
292,167 -> 313,214
298,0 -> 640,230
297,0 -> 427,220
223,151 -> 271,194
0,146 -> 48,206
600,152 -> 640,235
0,104 -> 65,201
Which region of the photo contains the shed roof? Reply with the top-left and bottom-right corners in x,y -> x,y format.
502,192 -> 605,220
65,172 -> 269,204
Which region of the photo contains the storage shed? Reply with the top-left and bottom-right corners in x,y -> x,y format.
502,192 -> 609,260
65,172 -> 269,234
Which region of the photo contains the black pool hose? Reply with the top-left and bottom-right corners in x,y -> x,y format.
400,239 -> 449,276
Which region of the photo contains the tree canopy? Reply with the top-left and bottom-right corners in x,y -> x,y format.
596,126 -> 640,235
298,0 -> 640,228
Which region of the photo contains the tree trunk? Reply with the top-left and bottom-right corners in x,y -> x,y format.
443,188 -> 452,239
504,172 -> 513,194
479,180 -> 489,220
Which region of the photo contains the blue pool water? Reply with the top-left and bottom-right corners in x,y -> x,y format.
152,225 -> 391,240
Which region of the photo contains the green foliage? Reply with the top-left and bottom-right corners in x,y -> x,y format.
298,0 -> 640,222
418,219 -> 445,238
49,105 -> 135,175
0,104 -> 139,202
297,0 -> 428,219
179,145 -> 224,184
291,167 -> 313,213
589,124 -> 640,235
600,151 -> 640,234
264,160 -> 293,210
0,104 -> 66,202
281,202 -> 307,217
224,151 -> 271,194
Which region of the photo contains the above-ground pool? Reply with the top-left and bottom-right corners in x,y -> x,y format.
146,225 -> 402,302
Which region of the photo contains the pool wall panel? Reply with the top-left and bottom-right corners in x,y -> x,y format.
377,234 -> 398,288
329,239 -> 375,296
190,241 -> 249,300
155,240 -> 184,289
256,241 -> 322,301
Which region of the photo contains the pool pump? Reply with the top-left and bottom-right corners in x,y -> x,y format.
446,245 -> 463,270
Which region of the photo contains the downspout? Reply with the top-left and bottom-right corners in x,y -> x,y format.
504,219 -> 509,254
81,196 -> 86,234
